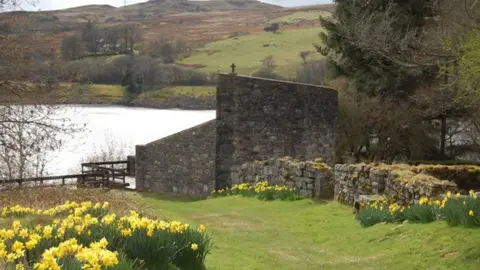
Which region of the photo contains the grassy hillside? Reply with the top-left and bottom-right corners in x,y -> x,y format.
269,10 -> 331,23
126,0 -> 280,13
180,27 -> 325,77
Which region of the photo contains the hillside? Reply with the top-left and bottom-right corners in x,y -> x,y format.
125,0 -> 281,14
0,2 -> 334,108
10,0 -> 280,28
0,2 -> 331,52
180,27 -> 325,76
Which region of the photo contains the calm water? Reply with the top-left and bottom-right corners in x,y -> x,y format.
49,105 -> 216,175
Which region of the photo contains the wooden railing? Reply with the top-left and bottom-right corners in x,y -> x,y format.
0,159 -> 135,190
1,173 -> 105,187
81,161 -> 131,188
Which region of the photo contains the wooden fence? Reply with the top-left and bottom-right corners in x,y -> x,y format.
1,173 -> 105,187
81,161 -> 130,188
0,160 -> 134,190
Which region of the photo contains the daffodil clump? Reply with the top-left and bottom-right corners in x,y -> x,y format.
211,181 -> 303,201
0,201 -> 211,269
357,190 -> 480,228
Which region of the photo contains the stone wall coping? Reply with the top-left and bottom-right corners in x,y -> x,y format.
145,119 -> 216,146
217,73 -> 338,94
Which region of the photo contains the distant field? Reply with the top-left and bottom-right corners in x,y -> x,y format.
269,10 -> 331,24
136,86 -> 216,101
180,27 -> 325,77
55,83 -> 126,103
0,83 -> 127,104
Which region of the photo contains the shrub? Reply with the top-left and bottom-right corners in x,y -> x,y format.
251,56 -> 285,80
264,23 -> 280,33
0,201 -> 211,269
296,59 -> 333,86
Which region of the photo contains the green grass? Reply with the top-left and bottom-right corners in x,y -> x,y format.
133,194 -> 480,270
179,27 -> 325,77
57,83 -> 127,102
136,86 -> 216,100
4,83 -> 128,104
1,188 -> 480,269
269,11 -> 331,24
88,84 -> 126,98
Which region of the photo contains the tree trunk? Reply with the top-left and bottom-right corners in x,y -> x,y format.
440,116 -> 447,159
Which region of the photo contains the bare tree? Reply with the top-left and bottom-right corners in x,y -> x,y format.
82,131 -> 131,163
0,105 -> 82,180
122,24 -> 142,52
0,1 -> 83,182
61,36 -> 84,60
296,59 -> 331,86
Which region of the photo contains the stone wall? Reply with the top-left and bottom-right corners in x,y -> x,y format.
231,157 -> 334,198
334,164 -> 459,206
135,74 -> 339,197
216,74 -> 338,190
135,120 -> 216,197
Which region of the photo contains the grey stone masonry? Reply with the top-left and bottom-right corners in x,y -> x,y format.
135,73 -> 339,197
334,164 -> 459,206
135,120 -> 216,198
216,74 -> 338,190
232,157 -> 334,198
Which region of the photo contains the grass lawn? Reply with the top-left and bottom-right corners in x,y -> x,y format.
135,86 -> 216,101
1,187 -> 479,269
179,27 -> 325,78
269,10 -> 331,24
136,194 -> 480,270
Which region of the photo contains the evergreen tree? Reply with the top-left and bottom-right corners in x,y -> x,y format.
318,0 -> 440,97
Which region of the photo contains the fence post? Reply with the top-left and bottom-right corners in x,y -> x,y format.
127,156 -> 135,176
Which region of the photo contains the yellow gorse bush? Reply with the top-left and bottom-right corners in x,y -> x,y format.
0,201 -> 210,269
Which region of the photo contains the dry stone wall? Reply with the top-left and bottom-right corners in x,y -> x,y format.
335,164 -> 460,205
231,157 -> 334,198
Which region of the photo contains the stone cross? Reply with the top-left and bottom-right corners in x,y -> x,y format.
230,63 -> 236,74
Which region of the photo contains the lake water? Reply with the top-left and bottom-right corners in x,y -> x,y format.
48,105 -> 216,176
